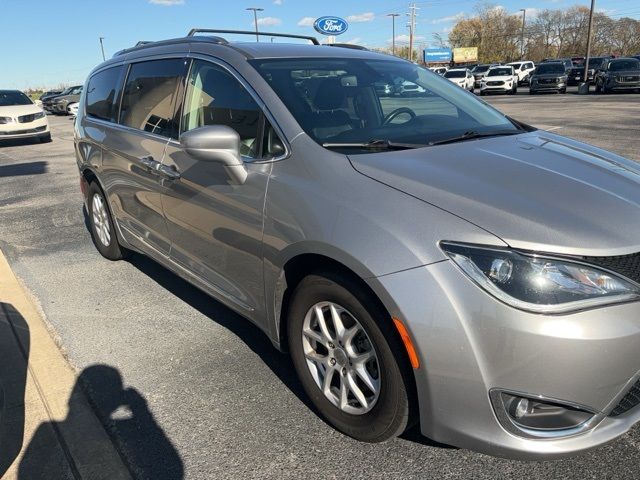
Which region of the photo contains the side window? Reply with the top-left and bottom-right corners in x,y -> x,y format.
86,66 -> 125,122
182,60 -> 262,159
120,59 -> 185,139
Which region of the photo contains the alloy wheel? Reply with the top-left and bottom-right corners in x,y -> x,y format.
91,193 -> 111,247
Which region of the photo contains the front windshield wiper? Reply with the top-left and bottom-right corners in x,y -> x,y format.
322,139 -> 425,151
428,130 -> 520,146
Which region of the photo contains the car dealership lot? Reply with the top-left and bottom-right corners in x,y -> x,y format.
1,93 -> 640,479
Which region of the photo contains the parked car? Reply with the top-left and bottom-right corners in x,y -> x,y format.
40,89 -> 62,103
428,66 -> 448,76
51,85 -> 83,115
42,86 -> 74,112
529,62 -> 568,94
396,80 -> 427,96
506,61 -> 535,85
540,57 -> 573,72
567,56 -> 610,85
76,29 -> 640,460
0,90 -> 50,143
67,102 -> 79,117
479,65 -> 518,95
443,68 -> 474,92
594,57 -> 640,93
470,63 -> 501,88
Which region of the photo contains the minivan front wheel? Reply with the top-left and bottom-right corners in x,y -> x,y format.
88,182 -> 127,260
288,271 -> 410,443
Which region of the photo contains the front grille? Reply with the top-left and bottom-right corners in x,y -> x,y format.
538,78 -> 557,84
583,252 -> 640,285
486,81 -> 504,86
18,114 -> 35,123
620,75 -> 640,82
610,379 -> 640,416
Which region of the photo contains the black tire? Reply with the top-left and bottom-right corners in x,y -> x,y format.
87,182 -> 128,260
39,133 -> 52,143
529,90 -> 536,95
287,270 -> 411,443
479,90 -> 485,96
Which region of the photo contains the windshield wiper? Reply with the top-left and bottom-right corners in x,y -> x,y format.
322,139 -> 425,151
428,130 -> 520,146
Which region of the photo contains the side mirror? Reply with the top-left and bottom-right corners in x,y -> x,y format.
180,125 -> 247,184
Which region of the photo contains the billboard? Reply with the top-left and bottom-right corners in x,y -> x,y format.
423,48 -> 452,63
453,47 -> 478,63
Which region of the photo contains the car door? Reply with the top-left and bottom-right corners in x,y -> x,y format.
100,57 -> 188,257
161,57 -> 283,318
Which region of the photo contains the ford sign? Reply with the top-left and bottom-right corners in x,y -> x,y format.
313,16 -> 349,36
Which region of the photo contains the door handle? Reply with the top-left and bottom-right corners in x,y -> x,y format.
157,164 -> 181,180
139,156 -> 156,169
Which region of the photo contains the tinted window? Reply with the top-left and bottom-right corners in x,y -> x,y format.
86,66 -> 125,122
609,59 -> 640,71
444,70 -> 465,78
182,60 -> 262,159
488,67 -> 512,76
472,65 -> 490,73
120,59 -> 185,139
0,91 -> 32,106
536,63 -> 565,74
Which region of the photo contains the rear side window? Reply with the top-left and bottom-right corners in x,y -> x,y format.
120,58 -> 185,139
86,66 -> 125,122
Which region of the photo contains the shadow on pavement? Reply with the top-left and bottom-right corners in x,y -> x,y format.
0,303 -> 30,478
0,161 -> 48,177
19,364 -> 184,480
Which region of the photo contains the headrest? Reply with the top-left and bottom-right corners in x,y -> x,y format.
313,79 -> 346,111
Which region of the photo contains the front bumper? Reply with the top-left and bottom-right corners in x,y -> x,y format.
480,83 -> 513,93
372,260 -> 640,459
530,81 -> 566,92
0,117 -> 49,139
51,103 -> 68,113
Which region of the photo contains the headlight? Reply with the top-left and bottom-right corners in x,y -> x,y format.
441,242 -> 640,313
0,116 -> 14,124
33,111 -> 45,119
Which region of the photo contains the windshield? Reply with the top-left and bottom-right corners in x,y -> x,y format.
508,63 -> 522,70
487,67 -> 512,76
0,91 -> 33,106
444,70 -> 466,78
250,58 -> 518,150
68,86 -> 83,95
609,59 -> 640,71
536,63 -> 565,74
472,65 -> 490,73
587,58 -> 606,68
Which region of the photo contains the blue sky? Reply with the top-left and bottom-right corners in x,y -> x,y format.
2,0 -> 638,89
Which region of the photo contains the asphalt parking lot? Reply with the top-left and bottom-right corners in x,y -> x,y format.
1,91 -> 640,480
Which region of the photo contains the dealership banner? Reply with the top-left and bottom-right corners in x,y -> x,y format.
453,47 -> 478,63
423,48 -> 453,63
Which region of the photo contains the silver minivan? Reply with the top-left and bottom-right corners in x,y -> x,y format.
75,30 -> 640,459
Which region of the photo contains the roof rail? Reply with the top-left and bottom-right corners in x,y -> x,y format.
187,28 -> 320,45
329,43 -> 369,51
135,41 -> 154,47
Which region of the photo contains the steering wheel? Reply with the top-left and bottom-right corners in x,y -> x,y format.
383,107 -> 416,125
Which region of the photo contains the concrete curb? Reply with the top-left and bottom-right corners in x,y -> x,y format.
0,249 -> 132,479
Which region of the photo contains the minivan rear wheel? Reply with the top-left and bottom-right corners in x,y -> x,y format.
88,182 -> 128,260
287,271 -> 410,443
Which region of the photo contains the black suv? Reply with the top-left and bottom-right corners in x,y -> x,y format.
567,56 -> 610,85
594,57 -> 640,93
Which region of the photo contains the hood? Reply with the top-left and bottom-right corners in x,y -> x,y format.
0,104 -> 43,117
484,75 -> 513,81
348,131 -> 640,256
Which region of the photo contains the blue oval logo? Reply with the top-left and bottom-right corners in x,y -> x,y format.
313,16 -> 349,36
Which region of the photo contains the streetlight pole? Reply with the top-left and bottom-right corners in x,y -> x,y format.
387,13 -> 400,56
246,7 -> 264,42
99,36 -> 106,61
583,0 -> 596,84
519,9 -> 526,60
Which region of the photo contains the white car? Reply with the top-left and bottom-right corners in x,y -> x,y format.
0,90 -> 51,143
428,66 -> 448,76
67,102 -> 79,117
506,61 -> 536,85
443,69 -> 474,92
479,66 -> 519,95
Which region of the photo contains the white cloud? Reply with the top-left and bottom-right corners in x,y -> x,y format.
345,37 -> 363,45
346,12 -> 375,23
388,34 -> 426,43
523,7 -> 540,17
148,0 -> 184,5
297,17 -> 315,27
256,16 -> 282,26
273,0 -> 282,4
431,12 -> 465,24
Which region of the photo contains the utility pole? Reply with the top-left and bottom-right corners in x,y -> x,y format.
387,13 -> 400,56
407,3 -> 419,62
582,0 -> 596,84
99,37 -> 106,61
519,9 -> 526,60
246,7 -> 264,42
